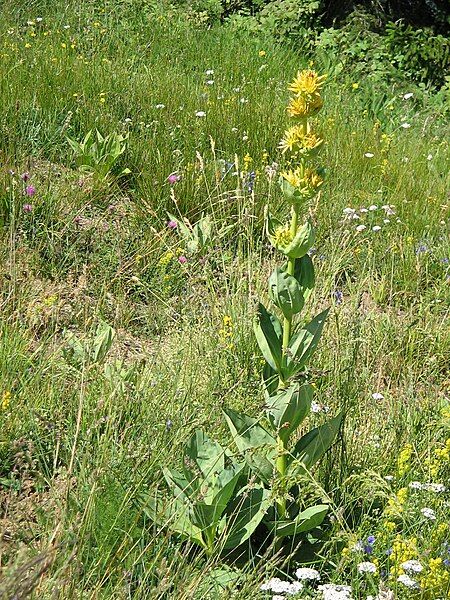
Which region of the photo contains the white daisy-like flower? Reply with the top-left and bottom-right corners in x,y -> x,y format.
195,111 -> 206,117
155,104 -> 165,109
401,122 -> 411,129
421,507 -> 436,520
295,567 -> 321,581
397,574 -> 419,588
360,207 -> 369,213
372,225 -> 381,232
368,204 -> 378,211
356,224 -> 366,232
205,69 -> 214,75
403,92 -> 413,99
364,152 -> 374,158
343,207 -> 356,214
372,393 -> 384,400
400,560 -> 423,573
205,80 -> 214,85
357,562 -> 377,574
36,17 -> 43,22
384,475 -> 394,481
427,154 -> 433,160
383,219 -> 390,224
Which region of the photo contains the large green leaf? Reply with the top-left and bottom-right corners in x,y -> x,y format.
265,383 -> 313,441
290,412 -> 343,472
91,320 -> 115,363
253,303 -> 284,374
163,467 -> 196,500
222,486 -> 270,549
269,267 -> 304,319
185,430 -> 224,481
223,408 -> 276,482
293,254 -> 315,303
263,361 -> 279,398
285,308 -> 329,379
141,494 -> 205,547
282,220 -> 315,259
269,504 -> 329,538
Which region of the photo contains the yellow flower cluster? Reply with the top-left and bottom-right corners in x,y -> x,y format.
383,486 -> 408,517
218,315 -> 233,347
397,443 -> 413,476
286,70 -> 326,119
1,390 -> 11,411
279,127 -> 323,156
390,535 -> 418,577
426,437 -> 450,478
281,167 -> 323,197
421,557 -> 450,594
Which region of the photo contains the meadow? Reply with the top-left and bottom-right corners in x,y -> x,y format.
0,1 -> 449,598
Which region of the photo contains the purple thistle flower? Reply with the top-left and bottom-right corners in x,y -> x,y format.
23,203 -> 33,213
178,255 -> 187,264
25,185 -> 36,196
167,220 -> 177,230
21,172 -> 30,182
167,172 -> 180,185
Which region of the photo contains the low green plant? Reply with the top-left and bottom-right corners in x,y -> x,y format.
146,70 -> 342,556
66,129 -> 130,181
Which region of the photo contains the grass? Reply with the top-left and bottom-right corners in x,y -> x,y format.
0,1 -> 449,598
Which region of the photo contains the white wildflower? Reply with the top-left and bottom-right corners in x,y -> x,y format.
427,154 -> 433,160
205,69 -> 214,75
364,152 -> 374,158
372,225 -> 381,232
372,393 -> 384,400
397,574 -> 419,589
205,80 -> 214,85
369,204 -> 378,211
360,207 -> 369,213
409,481 -> 423,490
383,219 -> 390,224
421,507 -> 436,520
424,482 -> 446,493
403,92 -> 413,99
319,583 -> 353,599
295,567 -> 321,581
401,123 -> 411,129
195,111 -> 206,117
358,562 -> 377,574
400,560 -> 423,573
384,475 -> 394,481
260,578 -> 292,594
356,224 -> 366,232
155,104 -> 165,109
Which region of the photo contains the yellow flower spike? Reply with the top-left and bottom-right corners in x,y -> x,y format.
1,391 -> 11,411
288,69 -> 327,95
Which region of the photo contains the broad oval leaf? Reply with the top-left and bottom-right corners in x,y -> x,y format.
223,486 -> 271,549
266,383 -> 313,441
269,504 -> 329,538
253,303 -> 284,374
269,267 -> 304,319
289,412 -> 343,472
285,308 -> 329,379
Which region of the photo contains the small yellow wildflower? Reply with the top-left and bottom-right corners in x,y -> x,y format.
258,50 -> 266,57
1,391 -> 11,411
397,443 -> 413,476
61,42 -> 66,48
288,69 -> 327,95
243,153 -> 252,171
159,251 -> 174,266
352,82 -> 359,90
43,295 -> 58,307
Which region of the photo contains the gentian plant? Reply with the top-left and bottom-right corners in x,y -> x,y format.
145,70 -> 342,555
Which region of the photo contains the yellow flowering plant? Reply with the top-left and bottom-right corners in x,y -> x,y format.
147,70 -> 342,557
